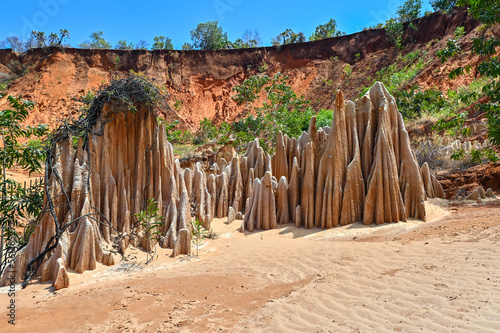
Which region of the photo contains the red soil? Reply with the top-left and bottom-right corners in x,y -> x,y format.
0,8 -> 482,131
437,163 -> 500,199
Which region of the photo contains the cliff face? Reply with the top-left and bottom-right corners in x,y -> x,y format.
0,9 -> 480,129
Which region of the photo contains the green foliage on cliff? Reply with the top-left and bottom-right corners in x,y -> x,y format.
438,0 -> 500,145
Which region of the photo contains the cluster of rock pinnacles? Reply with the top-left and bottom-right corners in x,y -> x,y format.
1,82 -> 444,290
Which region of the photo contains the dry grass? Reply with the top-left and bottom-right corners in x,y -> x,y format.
173,144 -> 198,158
411,135 -> 450,169
411,134 -> 482,171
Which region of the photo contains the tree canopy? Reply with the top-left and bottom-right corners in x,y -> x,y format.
78,31 -> 112,49
430,0 -> 457,11
115,40 -> 134,50
190,21 -> 228,50
152,36 -> 173,50
396,0 -> 423,22
272,29 -> 306,46
309,19 -> 345,41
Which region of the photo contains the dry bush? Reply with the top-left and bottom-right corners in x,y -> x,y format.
206,228 -> 219,240
411,135 -> 484,171
411,135 -> 450,170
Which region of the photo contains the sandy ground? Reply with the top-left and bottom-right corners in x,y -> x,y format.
3,167 -> 44,185
1,198 -> 500,332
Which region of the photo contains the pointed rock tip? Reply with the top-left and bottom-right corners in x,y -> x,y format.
263,171 -> 272,186
335,90 -> 344,107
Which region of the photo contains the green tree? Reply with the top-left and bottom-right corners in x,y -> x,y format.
48,33 -> 58,46
47,29 -> 69,47
30,31 -> 46,48
232,73 -> 313,151
309,19 -> 345,41
397,0 -> 423,22
152,36 -> 174,50
55,29 -> 70,46
0,96 -> 48,273
438,0 -> 500,150
271,29 -> 306,46
26,29 -> 69,49
396,0 -> 422,44
116,40 -> 134,49
79,31 -> 112,49
232,29 -> 262,48
190,21 -> 228,50
182,43 -> 194,50
430,0 -> 457,11
385,18 -> 404,48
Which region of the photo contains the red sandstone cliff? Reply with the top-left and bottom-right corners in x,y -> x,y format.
0,9 -> 483,129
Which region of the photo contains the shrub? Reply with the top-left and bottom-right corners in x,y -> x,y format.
343,64 -> 352,78
190,219 -> 207,257
395,86 -> 451,120
232,73 -> 313,152
433,112 -> 469,137
309,19 -> 345,41
411,135 -> 449,169
197,117 -> 218,143
134,198 -> 164,264
375,50 -> 427,93
315,109 -> 334,128
437,26 -> 466,62
385,18 -> 404,49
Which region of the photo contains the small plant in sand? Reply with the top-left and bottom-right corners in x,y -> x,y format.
190,219 -> 207,257
134,198 -> 164,264
206,228 -> 219,240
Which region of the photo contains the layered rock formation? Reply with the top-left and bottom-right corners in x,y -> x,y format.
242,82 -> 445,231
0,81 -> 445,290
0,102 -> 197,289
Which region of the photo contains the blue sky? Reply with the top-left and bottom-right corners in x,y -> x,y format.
1,0 -> 433,49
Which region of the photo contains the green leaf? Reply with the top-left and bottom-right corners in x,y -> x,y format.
451,148 -> 465,161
